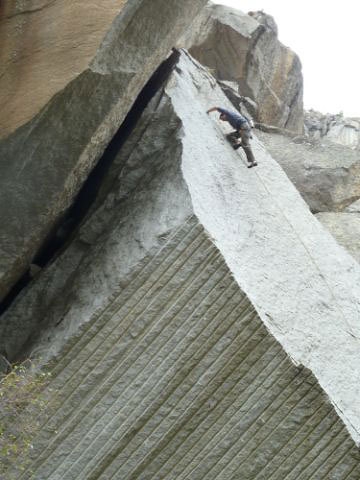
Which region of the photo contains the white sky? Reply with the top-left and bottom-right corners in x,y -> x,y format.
214,0 -> 360,117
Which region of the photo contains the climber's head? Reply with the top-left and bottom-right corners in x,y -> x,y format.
219,112 -> 227,121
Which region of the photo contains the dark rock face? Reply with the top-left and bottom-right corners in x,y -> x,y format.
0,0 -> 207,302
0,85 -> 192,362
183,5 -> 303,132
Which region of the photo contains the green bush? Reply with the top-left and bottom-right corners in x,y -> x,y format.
0,361 -> 53,477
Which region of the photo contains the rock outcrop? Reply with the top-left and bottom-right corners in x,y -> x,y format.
256,129 -> 360,212
0,0 -> 207,303
2,2 -> 360,478
183,4 -> 303,132
254,112 -> 360,317
305,109 -> 360,148
3,52 -> 360,479
256,115 -> 360,261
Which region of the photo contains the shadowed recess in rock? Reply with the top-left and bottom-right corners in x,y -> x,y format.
0,50 -> 180,319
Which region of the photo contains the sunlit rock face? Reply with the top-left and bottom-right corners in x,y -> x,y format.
327,119 -> 360,147
0,0 -> 207,302
182,4 -> 303,132
0,0 -> 126,139
305,110 -> 360,148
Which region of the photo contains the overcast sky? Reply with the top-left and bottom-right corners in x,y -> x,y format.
214,0 -> 359,117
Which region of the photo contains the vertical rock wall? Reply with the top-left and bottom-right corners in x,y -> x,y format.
183,4 -> 304,132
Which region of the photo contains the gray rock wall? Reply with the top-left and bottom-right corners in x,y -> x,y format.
3,52 -> 360,479
256,129 -> 360,213
256,120 -> 360,265
183,4 -> 303,132
0,91 -> 192,362
305,110 -> 360,149
168,52 -> 360,444
2,0 -> 360,475
0,0 -> 207,302
8,220 -> 360,479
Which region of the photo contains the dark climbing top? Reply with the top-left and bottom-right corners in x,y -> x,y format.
217,108 -> 249,130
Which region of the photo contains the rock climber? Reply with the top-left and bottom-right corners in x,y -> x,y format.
206,106 -> 257,168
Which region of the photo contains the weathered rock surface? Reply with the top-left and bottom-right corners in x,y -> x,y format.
183,4 -> 303,132
3,53 -> 360,480
172,52 -> 360,445
0,88 -> 193,362
346,198 -> 360,212
9,222 -> 360,479
0,0 -> 207,302
0,0 -> 126,138
256,129 -> 360,212
9,219 -> 360,479
316,212 -> 360,263
256,123 -> 360,267
305,109 -> 360,148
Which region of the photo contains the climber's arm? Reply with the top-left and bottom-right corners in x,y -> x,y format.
206,107 -> 219,114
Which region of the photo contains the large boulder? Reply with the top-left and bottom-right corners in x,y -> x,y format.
256,128 -> 360,212
0,0 -> 207,302
2,52 -> 360,471
182,4 -> 303,132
